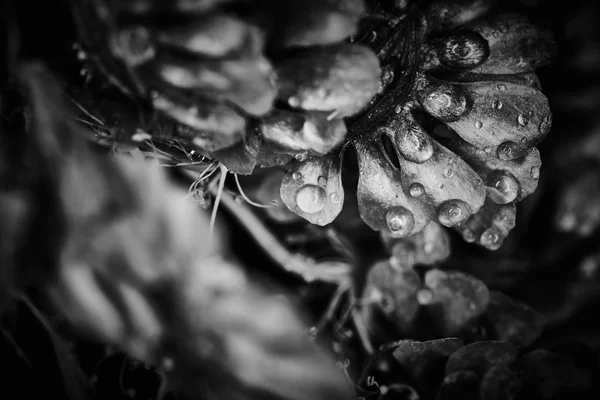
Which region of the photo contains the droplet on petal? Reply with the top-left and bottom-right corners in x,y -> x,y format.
386,207 -> 415,238
417,82 -> 469,122
497,141 -> 519,161
438,199 -> 471,227
486,173 -> 520,204
296,185 -> 327,214
410,182 -> 425,197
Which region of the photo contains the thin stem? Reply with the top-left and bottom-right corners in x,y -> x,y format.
209,164 -> 228,234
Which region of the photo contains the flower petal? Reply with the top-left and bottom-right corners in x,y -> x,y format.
364,260 -> 422,333
392,338 -> 465,384
424,79 -> 551,160
211,128 -> 262,175
153,55 -> 276,116
383,221 -> 451,267
482,291 -> 545,347
260,109 -> 347,155
445,341 -> 518,375
469,13 -> 555,74
443,137 -> 542,202
355,141 -> 434,237
381,119 -> 486,226
150,93 -> 245,151
425,0 -> 493,28
280,153 -> 344,226
423,269 -> 490,335
454,198 -> 516,250
275,44 -> 380,116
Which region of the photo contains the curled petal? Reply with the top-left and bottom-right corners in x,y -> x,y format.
154,15 -> 263,58
443,137 -> 542,202
364,260 -> 422,333
423,269 -> 490,336
153,55 -> 276,115
425,0 -> 493,28
445,341 -> 518,375
392,338 -> 465,384
280,154 -> 344,226
151,92 -> 245,151
442,79 -> 551,160
469,13 -> 556,74
383,221 -> 451,267
260,109 -> 347,155
381,121 -> 486,226
275,44 -> 380,116
211,128 -> 262,175
355,141 -> 434,237
454,198 -> 516,250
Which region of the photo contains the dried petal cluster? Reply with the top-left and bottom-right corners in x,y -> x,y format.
280,0 -> 554,250
72,0 -> 380,170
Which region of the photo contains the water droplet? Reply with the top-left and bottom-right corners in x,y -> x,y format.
369,31 -> 377,42
530,166 -> 540,179
409,182 -> 425,197
288,96 -> 301,108
484,147 -> 492,153
497,84 -> 507,91
275,157 -> 284,165
475,120 -> 483,129
385,207 -> 415,237
528,110 -> 534,117
481,227 -> 501,249
416,289 -> 434,305
438,199 -> 471,227
318,176 -> 327,186
517,114 -> 529,126
463,229 -> 476,242
497,141 -> 518,160
444,168 -> 454,177
395,124 -> 434,163
492,31 -> 500,38
296,185 -> 327,214
294,152 -> 307,161
424,242 -> 434,254
492,100 -> 503,110
292,172 -> 302,181
420,85 -> 467,122
487,173 -> 519,204
318,218 -> 325,225
438,182 -> 444,189
330,192 -> 340,204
